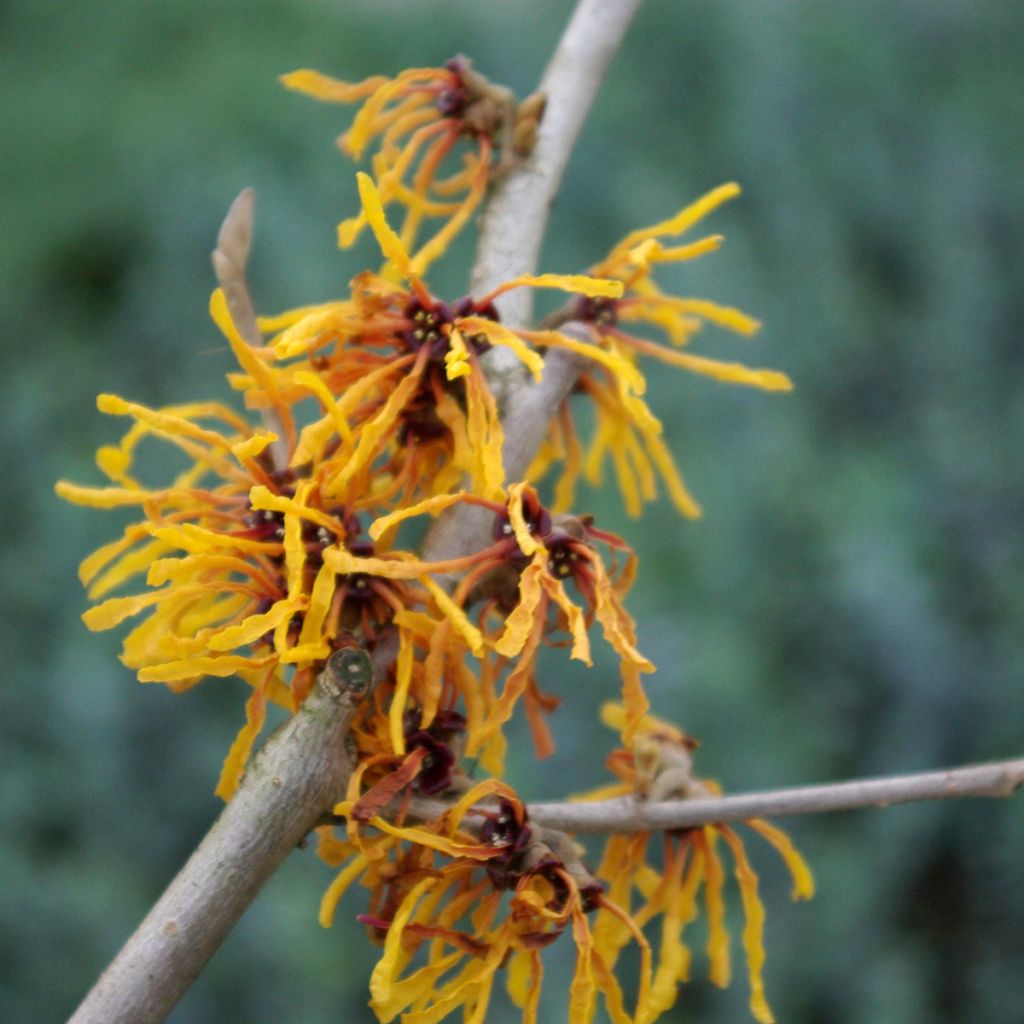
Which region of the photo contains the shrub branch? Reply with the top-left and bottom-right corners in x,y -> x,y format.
524,756 -> 1024,833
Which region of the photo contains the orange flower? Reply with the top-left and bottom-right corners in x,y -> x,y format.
532,184 -> 792,520
260,173 -> 630,509
318,785 -> 651,1024
583,704 -> 815,1024
365,482 -> 653,761
282,57 -> 531,275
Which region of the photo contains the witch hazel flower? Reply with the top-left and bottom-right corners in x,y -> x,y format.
533,184 -> 792,520
282,57 -> 545,276
259,172 -> 637,508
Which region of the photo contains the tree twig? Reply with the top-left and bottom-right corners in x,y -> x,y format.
67,640 -> 396,1024
522,757 -> 1024,833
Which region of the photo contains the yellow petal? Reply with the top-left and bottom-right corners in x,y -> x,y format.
645,297 -> 761,337
214,682 -> 267,800
357,171 -> 412,279
56,481 -> 158,507
328,364 -> 424,496
746,819 -> 815,901
207,600 -> 299,651
209,289 -> 295,449
297,559 -> 338,647
369,492 -> 469,541
700,829 -> 732,988
525,329 -> 646,395
720,826 -> 775,1024
369,876 -> 438,1013
77,524 -> 151,586
615,183 -> 742,252
279,68 -> 387,103
322,546 -> 424,581
494,558 -> 545,657
319,851 -> 372,928
137,654 -> 275,682
457,318 -> 545,382
82,589 -> 168,630
248,484 -> 343,539
87,538 -> 172,600
421,576 -> 484,655
539,573 -> 591,665
492,272 -> 624,300
648,235 -> 724,263
230,430 -> 278,461
152,523 -> 282,556
96,393 -> 230,450
630,344 -> 791,391
642,430 -> 703,520
506,483 -> 540,557
388,626 -> 416,754
292,370 -> 354,445
444,328 -> 472,380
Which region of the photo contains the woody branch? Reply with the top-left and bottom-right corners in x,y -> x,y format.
524,756 -> 1024,832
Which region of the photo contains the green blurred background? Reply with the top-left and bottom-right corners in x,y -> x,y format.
3,0 -> 1022,1021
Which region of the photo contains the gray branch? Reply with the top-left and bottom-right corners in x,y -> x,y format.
67,641 -> 396,1024
524,757 -> 1024,833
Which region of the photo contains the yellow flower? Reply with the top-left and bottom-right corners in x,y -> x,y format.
261,172 -> 632,509
282,57 -> 526,276
318,784 -> 652,1024
584,703 -> 815,1024
533,184 -> 792,520
56,390 -> 424,800
365,482 -> 653,763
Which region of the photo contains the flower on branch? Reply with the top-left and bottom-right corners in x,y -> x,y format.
281,56 -> 544,275
364,481 -> 652,763
317,783 -> 652,1024
532,184 -> 792,520
57,43 -> 817,1024
582,703 -> 815,1024
256,172 -> 633,508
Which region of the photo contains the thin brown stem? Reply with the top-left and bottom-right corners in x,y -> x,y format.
523,757 -> 1024,833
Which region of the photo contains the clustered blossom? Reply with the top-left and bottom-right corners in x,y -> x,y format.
59,57 -> 808,1023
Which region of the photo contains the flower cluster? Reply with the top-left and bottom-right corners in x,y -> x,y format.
59,56 -> 807,1024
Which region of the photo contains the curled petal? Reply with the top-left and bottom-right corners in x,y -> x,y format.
506,483 -> 541,557
214,680 -> 267,800
719,826 -> 775,1024
746,819 -> 815,901
614,183 -> 742,254
319,850 -> 374,928
206,600 -> 301,652
137,654 -> 276,683
369,491 -> 472,541
494,557 -> 545,657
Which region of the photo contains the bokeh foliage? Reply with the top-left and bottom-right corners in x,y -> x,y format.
2,1 -> 1022,1021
